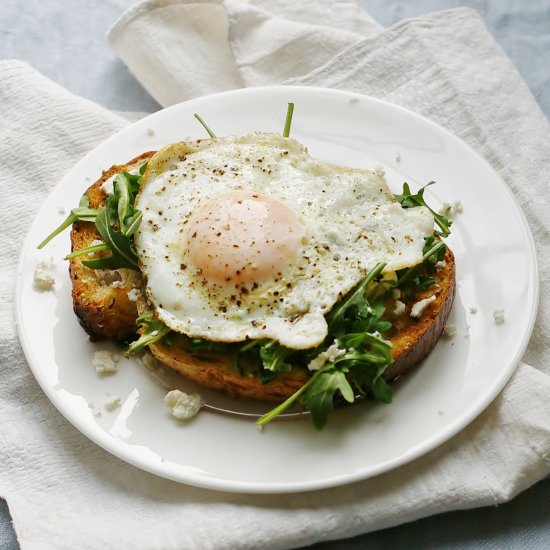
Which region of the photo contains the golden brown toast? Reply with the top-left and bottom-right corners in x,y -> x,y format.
69,154 -> 455,401
69,152 -> 154,341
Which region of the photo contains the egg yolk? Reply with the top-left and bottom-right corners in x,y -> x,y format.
187,191 -> 304,285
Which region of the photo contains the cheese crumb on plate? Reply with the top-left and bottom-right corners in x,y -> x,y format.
164,389 -> 203,421
104,396 -> 122,411
493,309 -> 506,324
33,260 -> 55,291
93,350 -> 119,375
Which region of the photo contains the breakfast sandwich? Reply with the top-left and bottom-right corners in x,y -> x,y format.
39,106 -> 455,428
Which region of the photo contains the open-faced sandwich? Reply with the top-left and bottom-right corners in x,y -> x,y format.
39,105 -> 455,429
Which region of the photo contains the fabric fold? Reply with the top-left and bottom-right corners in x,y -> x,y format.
107,0 -> 382,106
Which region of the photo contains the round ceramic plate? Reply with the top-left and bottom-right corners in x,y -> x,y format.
15,86 -> 538,494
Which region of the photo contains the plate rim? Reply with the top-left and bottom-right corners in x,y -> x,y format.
15,85 -> 540,494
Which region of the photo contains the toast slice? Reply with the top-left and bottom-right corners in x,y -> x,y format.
68,152 -> 154,341
68,154 -> 456,401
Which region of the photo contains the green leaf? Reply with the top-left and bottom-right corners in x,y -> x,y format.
194,113 -> 216,138
327,263 -> 390,337
282,102 -> 294,138
259,340 -> 293,373
395,181 -> 452,237
38,194 -> 98,249
301,369 -> 355,430
370,376 -> 393,403
65,242 -> 109,259
82,206 -> 139,270
127,311 -> 172,355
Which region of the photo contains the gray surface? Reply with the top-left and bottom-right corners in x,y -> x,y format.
1,1 -> 549,548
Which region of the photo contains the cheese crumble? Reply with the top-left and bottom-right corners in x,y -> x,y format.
493,309 -> 506,324
93,350 -> 119,375
127,288 -> 141,302
104,396 -> 122,411
410,295 -> 436,318
308,341 -> 346,371
33,260 -> 55,291
443,324 -> 457,339
393,300 -> 406,317
164,390 -> 203,421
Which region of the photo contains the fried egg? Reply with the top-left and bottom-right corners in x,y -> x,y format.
135,133 -> 434,349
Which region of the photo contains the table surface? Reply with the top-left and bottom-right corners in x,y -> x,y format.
2,1 -> 549,548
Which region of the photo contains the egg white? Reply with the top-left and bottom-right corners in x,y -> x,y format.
134,133 -> 434,349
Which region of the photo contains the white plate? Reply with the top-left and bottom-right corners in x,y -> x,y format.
15,86 -> 538,494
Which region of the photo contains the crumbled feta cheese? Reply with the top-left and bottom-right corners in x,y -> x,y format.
392,288 -> 401,300
127,288 -> 141,302
146,128 -> 155,136
93,350 -> 119,375
373,165 -> 385,177
410,295 -> 437,318
493,309 -> 506,324
100,164 -> 142,195
393,300 -> 406,317
443,324 -> 457,339
33,260 -> 55,291
440,200 -> 463,218
469,307 -> 478,314
445,324 -> 457,338
436,260 -> 446,269
395,151 -> 401,163
104,397 -> 122,411
308,341 -> 346,371
100,174 -> 117,195
164,390 -> 203,421
110,280 -> 125,289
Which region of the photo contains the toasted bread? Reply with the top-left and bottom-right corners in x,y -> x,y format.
68,152 -> 154,341
68,154 -> 455,402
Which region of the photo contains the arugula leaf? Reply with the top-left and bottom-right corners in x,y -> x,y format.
282,102 -> 294,138
194,113 -> 216,138
257,285 -> 395,429
397,237 -> 446,289
300,368 -> 354,429
127,311 -> 171,355
39,163 -> 147,266
188,338 -> 229,353
113,173 -> 143,237
38,193 -> 98,249
259,340 -> 294,373
82,206 -> 139,270
327,262 -> 386,336
395,182 -> 452,237
65,242 -> 109,260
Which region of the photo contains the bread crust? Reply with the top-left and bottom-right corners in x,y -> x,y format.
68,152 -> 154,341
69,152 -> 456,402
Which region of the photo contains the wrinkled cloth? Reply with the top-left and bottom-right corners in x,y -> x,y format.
1,3 -> 550,549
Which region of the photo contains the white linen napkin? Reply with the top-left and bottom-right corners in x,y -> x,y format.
107,0 -> 382,106
2,4 -> 550,550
